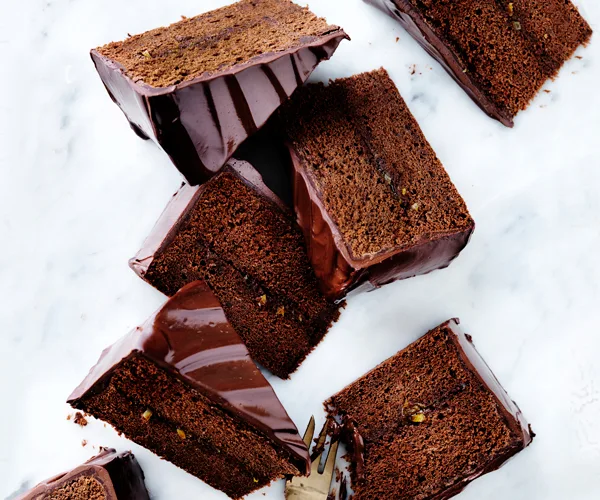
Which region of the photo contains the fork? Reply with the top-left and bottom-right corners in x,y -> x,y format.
285,416 -> 340,499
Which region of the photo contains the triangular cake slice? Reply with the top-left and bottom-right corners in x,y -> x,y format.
128,159 -> 341,379
17,448 -> 149,500
68,281 -> 310,499
92,0 -> 348,184
324,319 -> 534,498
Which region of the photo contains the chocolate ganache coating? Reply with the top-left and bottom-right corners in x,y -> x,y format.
363,0 -> 515,127
290,147 -> 474,300
67,280 -> 310,474
17,448 -> 149,500
91,30 -> 348,185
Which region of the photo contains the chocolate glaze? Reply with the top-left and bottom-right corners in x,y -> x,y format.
128,159 -> 289,281
68,280 -> 310,475
324,319 -> 534,499
364,0 -> 514,127
290,146 -> 475,300
92,30 -> 348,185
17,448 -> 149,500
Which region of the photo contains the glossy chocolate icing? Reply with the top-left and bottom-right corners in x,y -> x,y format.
363,0 -> 514,127
92,30 -> 348,185
324,319 -> 534,499
68,280 -> 310,474
17,448 -> 149,500
128,159 -> 288,281
290,147 -> 475,300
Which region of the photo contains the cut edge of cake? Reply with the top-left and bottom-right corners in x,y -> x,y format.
364,0 -> 592,127
94,0 -> 349,90
91,29 -> 348,95
282,69 -> 475,298
129,159 -> 287,280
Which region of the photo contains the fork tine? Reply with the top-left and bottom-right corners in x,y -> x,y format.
302,415 -> 316,448
285,417 -> 339,499
323,440 -> 339,485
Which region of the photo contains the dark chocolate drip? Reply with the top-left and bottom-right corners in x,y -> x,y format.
225,74 -> 258,135
203,83 -> 222,138
68,281 -> 310,474
342,418 -> 366,483
16,448 -> 149,500
262,63 -> 289,104
290,54 -> 305,87
150,93 -> 209,184
339,476 -> 349,500
308,44 -> 329,61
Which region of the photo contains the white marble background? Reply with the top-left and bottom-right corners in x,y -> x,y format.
1,0 -> 599,498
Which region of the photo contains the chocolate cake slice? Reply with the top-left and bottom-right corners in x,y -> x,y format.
92,0 -> 348,184
364,0 -> 592,127
17,448 -> 149,500
129,159 -> 341,378
324,319 -> 534,499
280,69 -> 475,300
68,281 -> 310,499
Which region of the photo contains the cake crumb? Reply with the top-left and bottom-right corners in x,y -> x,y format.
66,414 -> 72,421
409,64 -> 416,75
73,412 -> 88,427
543,89 -> 551,93
395,37 -> 399,42
81,439 -> 88,447
575,55 -> 583,60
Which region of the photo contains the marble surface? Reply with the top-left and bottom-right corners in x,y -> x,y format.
1,0 -> 599,498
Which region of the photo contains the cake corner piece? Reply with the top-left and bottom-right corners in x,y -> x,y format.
324,318 -> 533,499
16,448 -> 149,500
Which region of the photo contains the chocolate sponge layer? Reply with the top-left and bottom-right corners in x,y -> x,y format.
325,319 -> 533,499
